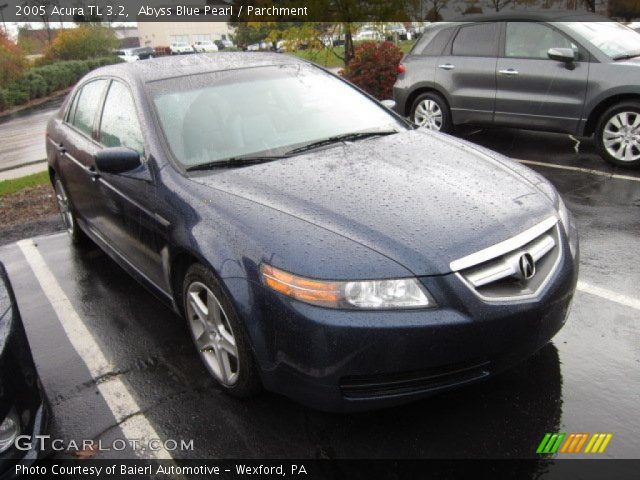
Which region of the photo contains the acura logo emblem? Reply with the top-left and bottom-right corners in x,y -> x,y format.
519,253 -> 536,280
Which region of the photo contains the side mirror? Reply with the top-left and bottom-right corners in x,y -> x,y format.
95,147 -> 142,174
381,99 -> 396,110
547,47 -> 576,63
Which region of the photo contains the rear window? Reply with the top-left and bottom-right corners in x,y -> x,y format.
420,28 -> 455,56
451,23 -> 498,57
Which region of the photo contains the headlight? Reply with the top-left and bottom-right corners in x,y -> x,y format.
535,180 -> 570,233
557,194 -> 570,233
0,408 -> 20,453
261,264 -> 435,309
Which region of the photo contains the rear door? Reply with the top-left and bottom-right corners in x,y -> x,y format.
435,22 -> 499,125
57,79 -> 109,229
494,22 -> 589,134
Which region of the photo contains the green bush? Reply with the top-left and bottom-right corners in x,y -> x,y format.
43,26 -> 118,62
0,89 -> 9,110
0,56 -> 121,112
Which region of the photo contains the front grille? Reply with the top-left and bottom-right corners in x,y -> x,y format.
340,362 -> 490,399
453,217 -> 562,301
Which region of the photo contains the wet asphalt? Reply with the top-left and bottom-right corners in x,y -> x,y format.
0,127 -> 638,464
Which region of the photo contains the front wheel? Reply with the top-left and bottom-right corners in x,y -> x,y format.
595,101 -> 640,168
183,264 -> 261,398
410,92 -> 452,133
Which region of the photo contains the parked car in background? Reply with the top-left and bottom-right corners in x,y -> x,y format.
394,13 -> 640,167
116,47 -> 154,62
246,40 -> 271,51
0,263 -> 48,468
193,40 -> 219,53
170,42 -> 195,55
219,38 -> 235,49
385,23 -> 408,40
354,27 -> 383,42
46,53 -> 578,412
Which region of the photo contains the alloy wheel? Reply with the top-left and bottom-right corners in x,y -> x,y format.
54,179 -> 75,236
186,281 -> 239,386
602,111 -> 640,163
414,99 -> 443,130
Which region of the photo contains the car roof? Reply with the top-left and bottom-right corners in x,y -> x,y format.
88,52 -> 307,84
451,11 -> 609,22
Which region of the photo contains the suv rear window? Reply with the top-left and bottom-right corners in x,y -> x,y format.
451,23 -> 498,57
420,28 -> 455,56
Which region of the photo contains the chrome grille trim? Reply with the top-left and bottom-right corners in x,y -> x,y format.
453,220 -> 563,303
465,233 -> 555,288
449,216 -> 558,272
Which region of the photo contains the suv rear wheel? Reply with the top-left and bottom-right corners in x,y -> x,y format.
595,101 -> 640,168
411,92 -> 452,133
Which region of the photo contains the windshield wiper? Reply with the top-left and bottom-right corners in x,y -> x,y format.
286,130 -> 399,155
612,52 -> 640,61
186,155 -> 288,172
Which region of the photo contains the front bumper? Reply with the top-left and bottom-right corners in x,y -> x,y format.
243,226 -> 579,412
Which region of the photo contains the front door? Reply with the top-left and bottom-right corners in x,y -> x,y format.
93,79 -> 166,288
494,22 -> 589,134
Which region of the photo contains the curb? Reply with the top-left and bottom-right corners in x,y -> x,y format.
0,159 -> 47,174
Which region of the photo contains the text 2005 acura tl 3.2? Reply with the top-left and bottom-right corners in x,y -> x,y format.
45,53 -> 578,411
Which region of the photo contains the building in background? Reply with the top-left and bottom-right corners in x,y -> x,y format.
137,22 -> 233,49
113,26 -> 140,49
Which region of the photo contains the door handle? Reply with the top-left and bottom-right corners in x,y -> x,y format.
499,69 -> 519,76
56,143 -> 66,154
88,166 -> 100,182
438,64 -> 455,70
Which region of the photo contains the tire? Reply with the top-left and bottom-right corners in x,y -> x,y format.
595,101 -> 640,168
53,176 -> 88,245
410,92 -> 453,133
182,263 -> 261,398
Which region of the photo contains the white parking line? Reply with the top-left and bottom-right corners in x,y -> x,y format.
517,159 -> 640,182
577,281 -> 640,311
17,239 -> 173,460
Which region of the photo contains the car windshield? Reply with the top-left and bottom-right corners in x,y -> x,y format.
565,22 -> 640,59
150,64 -> 406,169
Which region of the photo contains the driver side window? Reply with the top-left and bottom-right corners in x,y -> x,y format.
98,80 -> 144,155
505,23 -> 576,59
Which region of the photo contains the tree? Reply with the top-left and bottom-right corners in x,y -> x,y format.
22,1 -> 59,44
609,0 -> 640,20
424,0 -> 450,21
460,0 -> 483,15
43,25 -> 118,61
485,0 -> 514,11
232,0 -> 411,67
0,30 -> 27,88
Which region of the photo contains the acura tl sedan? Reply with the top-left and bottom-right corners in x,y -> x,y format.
46,53 -> 579,411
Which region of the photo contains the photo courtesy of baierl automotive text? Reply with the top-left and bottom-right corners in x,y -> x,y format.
0,1 -> 638,479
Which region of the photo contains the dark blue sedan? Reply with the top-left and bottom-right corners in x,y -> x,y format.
45,53 -> 579,411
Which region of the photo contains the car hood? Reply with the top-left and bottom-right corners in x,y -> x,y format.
193,129 -> 557,276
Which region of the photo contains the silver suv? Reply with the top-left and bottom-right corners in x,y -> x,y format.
393,14 -> 640,168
